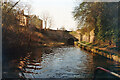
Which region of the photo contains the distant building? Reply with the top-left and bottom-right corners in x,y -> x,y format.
17,10 -> 28,27
29,15 -> 43,30
16,10 -> 43,30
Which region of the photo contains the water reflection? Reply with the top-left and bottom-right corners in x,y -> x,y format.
3,46 -> 120,79
17,47 -> 95,78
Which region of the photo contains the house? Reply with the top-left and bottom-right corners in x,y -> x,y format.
16,10 -> 43,30
17,10 -> 28,27
29,15 -> 43,30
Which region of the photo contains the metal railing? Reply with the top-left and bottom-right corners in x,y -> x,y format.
93,67 -> 120,80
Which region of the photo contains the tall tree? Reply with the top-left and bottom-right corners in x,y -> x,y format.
48,16 -> 54,29
73,2 -> 119,45
2,2 -> 19,27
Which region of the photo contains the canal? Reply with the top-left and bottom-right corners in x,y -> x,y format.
3,46 -> 120,79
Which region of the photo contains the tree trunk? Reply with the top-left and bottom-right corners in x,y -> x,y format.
45,21 -> 47,30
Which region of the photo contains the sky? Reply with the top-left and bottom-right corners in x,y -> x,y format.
4,0 -> 119,30
31,0 -> 77,30
11,0 -> 82,31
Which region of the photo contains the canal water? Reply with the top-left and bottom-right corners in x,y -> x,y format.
3,46 -> 120,79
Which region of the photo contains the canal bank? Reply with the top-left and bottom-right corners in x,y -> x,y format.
75,42 -> 120,63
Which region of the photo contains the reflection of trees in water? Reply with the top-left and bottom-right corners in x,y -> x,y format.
18,48 -> 53,77
18,49 -> 42,73
3,47 -> 54,78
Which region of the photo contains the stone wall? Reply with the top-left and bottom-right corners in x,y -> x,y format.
90,29 -> 95,43
79,29 -> 95,43
82,34 -> 89,42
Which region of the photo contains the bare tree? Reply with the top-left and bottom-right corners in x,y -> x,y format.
25,4 -> 32,15
41,12 -> 50,30
48,16 -> 54,29
12,0 -> 32,15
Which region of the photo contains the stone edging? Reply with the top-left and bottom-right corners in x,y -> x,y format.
76,42 -> 120,63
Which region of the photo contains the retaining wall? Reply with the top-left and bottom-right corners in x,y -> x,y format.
75,42 -> 120,63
